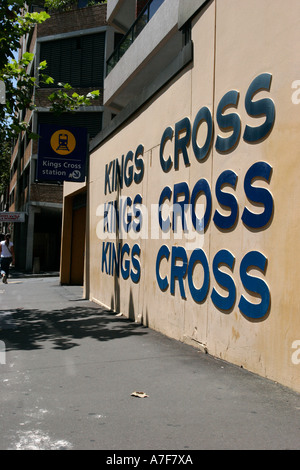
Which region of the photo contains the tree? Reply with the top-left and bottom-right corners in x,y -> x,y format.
0,141 -> 11,196
44,0 -> 107,12
0,0 -> 100,142
0,0 -> 100,197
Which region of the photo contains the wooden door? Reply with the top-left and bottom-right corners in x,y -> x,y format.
70,205 -> 86,285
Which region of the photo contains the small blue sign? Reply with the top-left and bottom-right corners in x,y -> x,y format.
37,124 -> 88,182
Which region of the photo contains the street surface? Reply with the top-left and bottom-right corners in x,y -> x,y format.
0,276 -> 299,451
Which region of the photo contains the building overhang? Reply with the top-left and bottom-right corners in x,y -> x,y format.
104,0 -> 182,111
106,0 -> 137,33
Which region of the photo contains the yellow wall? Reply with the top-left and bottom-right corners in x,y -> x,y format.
88,0 -> 300,392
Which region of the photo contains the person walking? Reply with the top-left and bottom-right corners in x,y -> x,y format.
0,233 -> 15,284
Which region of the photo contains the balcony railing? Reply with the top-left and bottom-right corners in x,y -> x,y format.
106,0 -> 165,76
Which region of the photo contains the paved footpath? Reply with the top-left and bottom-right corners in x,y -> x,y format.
0,276 -> 299,452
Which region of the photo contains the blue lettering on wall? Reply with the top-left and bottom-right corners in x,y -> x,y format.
124,151 -> 134,188
131,244 -> 141,283
155,246 -> 270,319
188,249 -> 210,303
211,249 -> 236,311
156,245 -> 170,291
104,194 -> 143,234
174,117 -> 191,170
159,73 -> 275,172
173,182 -> 190,232
242,161 -> 273,229
158,186 -> 172,232
243,73 -> 275,143
134,144 -> 145,184
192,106 -> 213,162
215,90 -> 241,153
190,178 -> 212,232
102,73 -> 275,321
158,163 -> 273,235
160,127 -> 173,172
105,144 -> 145,195
102,242 -> 141,284
170,246 -> 188,299
213,170 -> 238,230
238,251 -> 270,319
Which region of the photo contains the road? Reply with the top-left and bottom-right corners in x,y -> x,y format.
0,276 -> 299,451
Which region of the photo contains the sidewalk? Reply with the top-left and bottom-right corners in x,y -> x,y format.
0,274 -> 299,451
9,267 -> 59,278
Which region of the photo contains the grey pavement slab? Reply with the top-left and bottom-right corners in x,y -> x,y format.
0,276 -> 299,451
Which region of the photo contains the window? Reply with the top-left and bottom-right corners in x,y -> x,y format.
40,32 -> 106,88
9,188 -> 15,207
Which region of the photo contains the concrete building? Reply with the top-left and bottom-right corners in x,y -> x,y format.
61,0 -> 300,393
9,1 -> 110,274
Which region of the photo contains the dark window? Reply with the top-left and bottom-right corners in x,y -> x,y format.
77,0 -> 89,7
114,33 -> 124,49
40,33 -> 106,88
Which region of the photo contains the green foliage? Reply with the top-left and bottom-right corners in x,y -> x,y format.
44,0 -> 107,12
87,0 -> 107,6
0,2 -> 50,71
0,4 -> 50,141
44,0 -> 76,11
48,83 -> 100,115
0,1 -> 101,195
0,1 -> 100,140
0,140 -> 11,195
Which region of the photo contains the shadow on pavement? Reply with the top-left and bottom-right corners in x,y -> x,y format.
0,306 -> 148,351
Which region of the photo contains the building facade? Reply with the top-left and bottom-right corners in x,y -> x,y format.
62,0 -> 300,393
9,1 -> 110,274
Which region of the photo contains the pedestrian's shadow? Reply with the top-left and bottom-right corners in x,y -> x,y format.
0,305 -> 148,351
